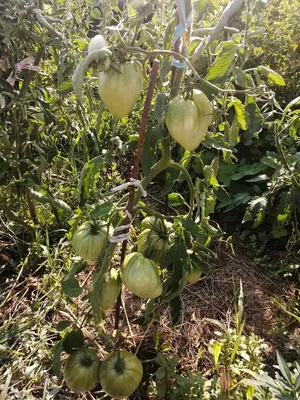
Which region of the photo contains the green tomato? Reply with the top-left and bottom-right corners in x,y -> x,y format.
72,220 -> 111,263
64,348 -> 100,393
165,95 -> 206,151
98,61 -> 144,118
99,350 -> 143,399
141,216 -> 172,233
137,228 -> 174,263
187,264 -> 202,283
120,252 -> 162,299
98,268 -> 122,312
187,253 -> 210,283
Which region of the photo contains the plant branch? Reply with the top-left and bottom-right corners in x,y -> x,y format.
126,47 -> 266,95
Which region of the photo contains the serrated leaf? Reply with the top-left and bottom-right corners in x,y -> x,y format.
276,351 -> 292,384
52,341 -> 63,378
231,163 -> 267,181
57,80 -> 73,95
231,98 -> 247,130
62,277 -> 83,298
206,42 -> 238,81
244,102 -> 264,141
257,66 -> 285,86
62,329 -> 84,354
91,202 -> 113,218
78,155 -> 104,208
203,165 -> 218,188
56,320 -> 72,332
182,218 -> 202,237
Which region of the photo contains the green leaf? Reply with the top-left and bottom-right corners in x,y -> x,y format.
231,163 -> 267,181
78,155 -> 104,208
244,102 -> 264,140
56,320 -> 72,332
62,277 -> 83,298
206,42 -> 238,81
257,66 -> 286,86
57,80 -> 73,95
62,329 -> 84,354
91,202 -> 113,218
203,165 -> 218,188
182,218 -> 202,237
212,341 -> 223,369
230,98 -> 247,130
170,296 -> 182,326
272,227 -> 288,238
141,124 -> 167,176
162,168 -> 180,195
154,93 -> 167,121
168,193 -> 186,207
52,341 -> 63,378
276,351 -> 292,384
261,155 -> 281,169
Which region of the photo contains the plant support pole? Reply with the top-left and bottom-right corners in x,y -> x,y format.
114,59 -> 160,330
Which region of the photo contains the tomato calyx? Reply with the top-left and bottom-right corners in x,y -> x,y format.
115,351 -> 125,374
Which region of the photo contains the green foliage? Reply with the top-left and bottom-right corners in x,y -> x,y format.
1,0 -> 300,398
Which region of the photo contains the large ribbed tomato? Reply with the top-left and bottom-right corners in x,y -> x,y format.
141,216 -> 172,232
98,61 -> 144,118
64,348 -> 100,393
138,216 -> 174,262
99,350 -> 143,399
98,268 -> 121,312
120,252 -> 162,299
72,220 -> 111,263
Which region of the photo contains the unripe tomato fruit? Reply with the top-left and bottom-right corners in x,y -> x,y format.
120,252 -> 162,299
99,350 -> 143,399
88,35 -> 107,54
72,220 -> 112,263
141,216 -> 172,232
98,268 -> 121,312
98,61 -> 144,118
64,348 -> 100,393
187,264 -> 202,283
165,95 -> 204,151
